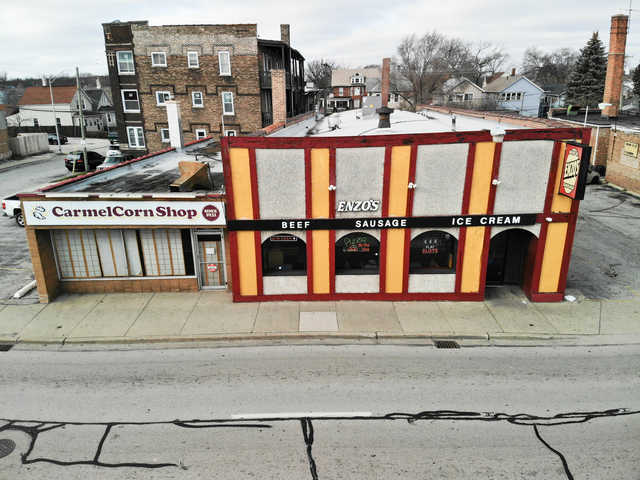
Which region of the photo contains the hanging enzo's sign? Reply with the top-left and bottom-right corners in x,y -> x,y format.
558,142 -> 591,201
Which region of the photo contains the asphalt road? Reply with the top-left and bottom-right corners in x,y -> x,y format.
0,138 -> 110,304
0,344 -> 638,478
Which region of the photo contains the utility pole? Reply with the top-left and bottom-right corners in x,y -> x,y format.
46,77 -> 63,153
76,67 -> 88,172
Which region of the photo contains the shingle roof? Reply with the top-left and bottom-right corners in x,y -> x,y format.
483,75 -> 542,93
18,86 -> 77,105
331,68 -> 381,87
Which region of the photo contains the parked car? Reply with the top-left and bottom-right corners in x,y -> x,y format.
64,151 -> 105,172
48,133 -> 68,145
108,132 -> 119,144
2,195 -> 24,227
587,165 -> 601,184
96,153 -> 135,170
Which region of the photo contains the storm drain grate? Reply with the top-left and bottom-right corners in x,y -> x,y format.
434,340 -> 460,349
0,439 -> 16,459
0,344 -> 14,352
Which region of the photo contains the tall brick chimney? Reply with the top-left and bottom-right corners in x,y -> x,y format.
602,14 -> 629,118
381,58 -> 390,107
280,24 -> 290,45
271,69 -> 287,125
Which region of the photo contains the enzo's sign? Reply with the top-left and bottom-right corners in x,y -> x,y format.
21,201 -> 226,226
559,142 -> 591,201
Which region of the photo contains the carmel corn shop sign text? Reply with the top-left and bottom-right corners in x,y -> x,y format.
21,201 -> 226,226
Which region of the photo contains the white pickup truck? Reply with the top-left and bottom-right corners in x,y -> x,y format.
2,195 -> 24,227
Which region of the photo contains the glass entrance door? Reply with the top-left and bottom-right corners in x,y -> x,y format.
195,231 -> 226,289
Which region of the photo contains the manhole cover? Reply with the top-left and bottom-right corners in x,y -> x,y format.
0,345 -> 14,352
434,340 -> 460,349
0,439 -> 16,459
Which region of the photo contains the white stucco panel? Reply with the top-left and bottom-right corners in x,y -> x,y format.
413,143 -> 468,216
255,149 -> 306,219
335,147 -> 385,218
262,276 -> 307,295
335,275 -> 379,293
493,140 -> 554,215
408,274 -> 456,293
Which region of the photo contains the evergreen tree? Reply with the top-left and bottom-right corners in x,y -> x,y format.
632,64 -> 640,96
565,32 -> 607,107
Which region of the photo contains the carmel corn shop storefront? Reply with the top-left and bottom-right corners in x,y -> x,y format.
221,127 -> 592,303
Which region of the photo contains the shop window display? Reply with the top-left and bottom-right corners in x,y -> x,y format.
335,232 -> 379,275
409,231 -> 457,274
261,234 -> 307,275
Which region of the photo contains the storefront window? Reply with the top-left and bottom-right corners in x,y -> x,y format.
335,232 -> 379,275
261,234 -> 307,276
409,231 -> 457,274
52,228 -> 194,279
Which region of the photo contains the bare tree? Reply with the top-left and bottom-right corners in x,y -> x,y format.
305,58 -> 340,90
394,31 -> 508,109
522,46 -> 577,84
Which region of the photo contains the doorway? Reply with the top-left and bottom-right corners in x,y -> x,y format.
194,231 -> 226,290
486,229 -> 536,287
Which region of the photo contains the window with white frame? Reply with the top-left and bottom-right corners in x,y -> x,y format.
187,51 -> 199,68
52,228 -> 194,279
56,117 -> 61,126
225,130 -> 237,137
161,129 -> 170,142
195,129 -> 207,140
222,92 -> 234,115
219,51 -> 231,75
354,87 -> 361,96
388,93 -> 399,103
127,126 -> 145,148
339,87 -> 344,96
156,91 -> 171,106
121,90 -> 140,112
117,51 -> 135,74
192,91 -> 204,107
151,52 -> 167,67
33,118 -> 39,127
500,92 -> 522,101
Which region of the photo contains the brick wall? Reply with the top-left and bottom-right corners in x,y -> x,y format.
602,15 -> 628,118
131,24 -> 263,153
419,104 -> 567,128
26,228 -> 62,303
604,129 -> 640,192
271,69 -> 286,124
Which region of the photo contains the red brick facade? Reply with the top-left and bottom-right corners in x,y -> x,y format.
602,15 -> 628,118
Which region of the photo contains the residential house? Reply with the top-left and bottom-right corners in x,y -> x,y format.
436,77 -> 486,109
540,83 -> 566,117
484,74 -> 544,117
85,88 -> 117,130
7,85 -> 100,130
103,21 -> 308,156
0,104 -> 11,161
329,68 -> 381,111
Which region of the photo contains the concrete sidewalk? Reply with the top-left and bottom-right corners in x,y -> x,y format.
0,286 -> 639,347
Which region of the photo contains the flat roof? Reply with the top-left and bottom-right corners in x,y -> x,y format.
41,139 -> 224,196
289,108 -> 528,138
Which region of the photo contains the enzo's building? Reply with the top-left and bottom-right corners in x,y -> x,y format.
222,126 -> 591,303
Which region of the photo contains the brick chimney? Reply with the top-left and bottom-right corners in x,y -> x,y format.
280,24 -> 290,45
165,99 -> 184,152
511,68 -> 516,76
381,58 -> 390,107
271,69 -> 287,125
602,14 -> 629,118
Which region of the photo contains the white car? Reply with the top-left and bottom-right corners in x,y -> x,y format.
2,195 -> 24,227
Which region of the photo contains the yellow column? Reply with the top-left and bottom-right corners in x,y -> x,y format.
460,142 -> 495,293
311,148 -> 331,294
229,147 -> 258,296
539,142 -> 573,292
385,145 -> 411,293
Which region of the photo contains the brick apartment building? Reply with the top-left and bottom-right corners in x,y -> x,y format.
103,21 -> 308,155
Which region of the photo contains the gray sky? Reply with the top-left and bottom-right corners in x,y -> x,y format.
1,0 -> 638,79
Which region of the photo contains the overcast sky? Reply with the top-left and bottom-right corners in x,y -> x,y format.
1,0 -> 638,79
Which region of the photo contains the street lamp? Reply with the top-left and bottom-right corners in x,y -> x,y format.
44,70 -> 70,153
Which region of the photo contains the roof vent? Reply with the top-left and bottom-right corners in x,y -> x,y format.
376,106 -> 394,128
